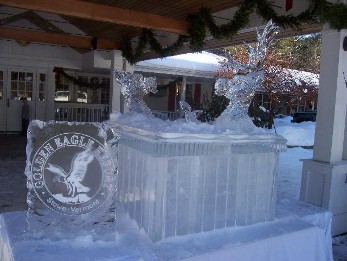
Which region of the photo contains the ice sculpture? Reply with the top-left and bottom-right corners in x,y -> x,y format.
113,69 -> 157,117
214,20 -> 278,132
110,113 -> 287,242
179,101 -> 200,123
107,21 -> 286,243
25,121 -> 119,235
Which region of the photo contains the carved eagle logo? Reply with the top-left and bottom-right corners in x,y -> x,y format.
45,148 -> 94,198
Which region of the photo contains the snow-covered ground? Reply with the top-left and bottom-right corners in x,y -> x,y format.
274,116 -> 316,147
275,116 -> 315,202
275,116 -> 347,260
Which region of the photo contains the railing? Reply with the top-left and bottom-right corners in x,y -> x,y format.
152,110 -> 179,121
54,103 -> 109,122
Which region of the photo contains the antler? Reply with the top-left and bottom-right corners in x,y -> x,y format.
250,20 -> 278,69
223,49 -> 249,74
223,20 -> 278,74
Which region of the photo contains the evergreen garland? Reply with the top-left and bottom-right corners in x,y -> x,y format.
121,29 -> 189,65
188,1 -> 257,51
53,67 -> 108,90
121,0 -> 347,65
156,77 -> 182,91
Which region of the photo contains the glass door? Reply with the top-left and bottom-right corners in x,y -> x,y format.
6,69 -> 36,132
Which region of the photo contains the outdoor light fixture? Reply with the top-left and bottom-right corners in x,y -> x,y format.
343,36 -> 347,51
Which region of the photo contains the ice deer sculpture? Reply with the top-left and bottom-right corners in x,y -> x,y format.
179,101 -> 200,123
113,69 -> 157,117
214,20 -> 278,132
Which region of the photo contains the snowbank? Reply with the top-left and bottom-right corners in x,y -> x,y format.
274,116 -> 315,147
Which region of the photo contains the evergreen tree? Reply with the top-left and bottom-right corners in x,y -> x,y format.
198,92 -> 229,122
275,34 -> 321,74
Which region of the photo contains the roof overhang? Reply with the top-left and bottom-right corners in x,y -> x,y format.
0,0 -> 323,61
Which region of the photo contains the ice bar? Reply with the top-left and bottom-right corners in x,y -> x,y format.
113,123 -> 286,242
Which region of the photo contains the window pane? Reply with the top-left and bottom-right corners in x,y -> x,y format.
11,82 -> 17,91
91,77 -> 99,84
25,73 -> 33,82
39,83 -> 45,92
39,73 -> 46,100
19,72 -> 25,81
102,78 -> 110,84
26,82 -> 33,92
11,72 -> 18,80
55,89 -> 69,102
0,71 -> 3,100
11,91 -> 19,100
39,92 -> 45,101
18,82 -> 25,91
40,73 -> 46,82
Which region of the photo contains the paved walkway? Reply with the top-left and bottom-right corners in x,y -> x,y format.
0,134 -> 27,213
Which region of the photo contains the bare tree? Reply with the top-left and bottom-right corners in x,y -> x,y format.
258,64 -> 318,128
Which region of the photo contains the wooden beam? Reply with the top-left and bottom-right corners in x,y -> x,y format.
0,27 -> 121,50
0,0 -> 190,35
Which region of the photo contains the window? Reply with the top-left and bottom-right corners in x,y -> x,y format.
38,73 -> 46,101
54,73 -> 110,104
77,76 -> 110,104
55,75 -> 70,102
10,71 -> 33,100
0,71 -> 3,100
100,77 -> 110,104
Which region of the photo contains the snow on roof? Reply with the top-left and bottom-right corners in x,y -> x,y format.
135,52 -> 319,86
135,51 -> 225,78
286,68 -> 319,86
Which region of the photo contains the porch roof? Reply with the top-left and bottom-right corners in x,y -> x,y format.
0,0 -> 323,61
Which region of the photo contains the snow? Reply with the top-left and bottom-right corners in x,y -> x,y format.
286,68 -> 319,86
135,51 -> 223,73
278,147 -> 310,199
109,111 -> 284,138
274,116 -> 315,147
134,51 -> 229,79
1,115 -> 346,260
333,235 -> 347,260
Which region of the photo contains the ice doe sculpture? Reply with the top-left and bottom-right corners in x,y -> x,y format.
113,69 -> 157,117
179,101 -> 200,123
214,20 -> 278,132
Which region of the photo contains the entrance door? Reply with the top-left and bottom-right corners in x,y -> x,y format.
7,69 -> 36,132
0,69 -> 47,132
